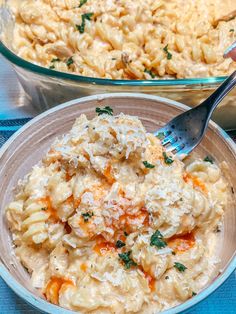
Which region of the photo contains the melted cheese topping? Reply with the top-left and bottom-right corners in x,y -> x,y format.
7,0 -> 236,79
6,112 -> 229,313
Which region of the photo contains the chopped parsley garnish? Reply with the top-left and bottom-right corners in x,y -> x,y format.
163,152 -> 174,164
79,0 -> 88,7
49,58 -> 61,69
174,262 -> 187,272
203,156 -> 214,164
229,29 -> 234,32
124,231 -> 129,237
118,251 -> 137,269
144,68 -> 155,78
143,161 -> 155,169
76,13 -> 94,34
41,207 -> 47,211
66,56 -> 74,66
95,106 -> 113,116
192,291 -> 197,296
81,211 -> 94,222
156,132 -> 165,140
163,45 -> 172,60
116,240 -> 126,248
150,230 -> 167,249
51,58 -> 60,63
165,276 -> 169,280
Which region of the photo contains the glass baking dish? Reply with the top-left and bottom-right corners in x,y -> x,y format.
0,1 -> 236,130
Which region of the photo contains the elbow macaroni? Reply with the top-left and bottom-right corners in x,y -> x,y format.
6,112 -> 229,313
8,0 -> 236,79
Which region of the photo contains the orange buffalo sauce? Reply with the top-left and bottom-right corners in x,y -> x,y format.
168,232 -> 195,254
38,196 -> 59,221
65,172 -> 72,182
138,267 -> 155,292
183,173 -> 207,193
144,272 -> 156,292
103,163 -> 115,184
93,236 -> 116,255
64,222 -> 72,234
64,195 -> 81,209
44,277 -> 74,305
117,233 -> 126,243
140,207 -> 150,227
80,263 -> 87,272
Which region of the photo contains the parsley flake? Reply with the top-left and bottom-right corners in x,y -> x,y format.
150,230 -> 167,249
229,29 -> 234,32
51,58 -> 61,63
76,13 -> 94,34
192,291 -> 197,296
116,240 -> 126,248
79,0 -> 88,7
203,156 -> 214,164
41,207 -> 47,211
81,211 -> 94,222
143,161 -> 155,169
174,262 -> 187,272
66,56 -> 74,66
156,132 -> 165,140
144,68 -> 155,78
163,152 -> 174,164
49,58 -> 60,69
163,45 -> 172,60
96,106 -> 113,116
118,251 -> 137,269
165,275 -> 169,280
124,231 -> 129,237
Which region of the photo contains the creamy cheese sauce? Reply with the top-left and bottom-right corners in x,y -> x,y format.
7,0 -> 236,79
6,111 -> 229,313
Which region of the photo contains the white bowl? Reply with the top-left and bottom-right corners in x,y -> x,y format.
0,93 -> 235,314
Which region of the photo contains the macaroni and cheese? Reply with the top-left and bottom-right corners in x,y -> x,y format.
6,109 -> 228,313
8,0 -> 236,79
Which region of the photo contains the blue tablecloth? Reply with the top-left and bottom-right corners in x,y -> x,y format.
0,118 -> 235,313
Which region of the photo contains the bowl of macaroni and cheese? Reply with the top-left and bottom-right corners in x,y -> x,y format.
0,93 -> 235,314
1,0 -> 236,129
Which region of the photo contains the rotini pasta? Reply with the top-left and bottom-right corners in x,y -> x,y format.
7,0 -> 236,79
6,109 -> 229,313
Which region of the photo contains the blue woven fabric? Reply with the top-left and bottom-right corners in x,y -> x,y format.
0,118 -> 235,314
0,118 -> 31,146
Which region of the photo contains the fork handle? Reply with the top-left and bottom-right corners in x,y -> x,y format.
200,70 -> 236,115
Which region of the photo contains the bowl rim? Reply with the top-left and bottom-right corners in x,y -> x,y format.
0,92 -> 235,314
0,41 -> 226,87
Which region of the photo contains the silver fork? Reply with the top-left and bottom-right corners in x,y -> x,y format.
154,70 -> 236,159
